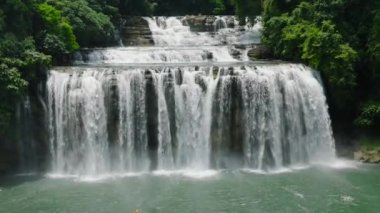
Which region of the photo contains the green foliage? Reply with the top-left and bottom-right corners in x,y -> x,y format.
153,0 -> 228,15
213,0 -> 227,15
300,21 -> 357,88
264,2 -> 357,76
358,137 -> 380,151
47,0 -> 116,47
0,35 -> 51,133
0,10 -> 5,31
233,0 -> 262,23
369,12 -> 380,76
86,0 -> 121,24
0,0 -> 33,37
0,64 -> 27,97
263,4 -> 358,108
122,0 -> 154,16
0,36 -> 51,80
35,2 -> 79,52
261,0 -> 380,126
39,33 -> 67,57
355,101 -> 380,128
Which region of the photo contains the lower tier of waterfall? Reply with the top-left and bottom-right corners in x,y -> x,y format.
46,64 -> 335,175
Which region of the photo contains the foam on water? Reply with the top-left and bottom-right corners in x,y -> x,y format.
341,195 -> 355,203
282,187 -> 305,199
241,168 -> 295,175
313,159 -> 359,169
46,172 -> 149,183
153,170 -> 220,179
44,160 -> 362,183
46,170 -> 219,182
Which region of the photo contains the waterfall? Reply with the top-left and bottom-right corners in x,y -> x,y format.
43,16 -> 336,176
47,70 -> 109,175
214,17 -> 228,31
46,65 -> 335,174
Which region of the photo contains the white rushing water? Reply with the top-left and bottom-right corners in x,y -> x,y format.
74,46 -> 238,65
45,16 -> 336,176
74,16 -> 262,65
47,65 -> 336,175
144,16 -> 261,46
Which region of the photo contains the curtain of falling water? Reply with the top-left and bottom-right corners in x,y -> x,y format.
46,65 -> 336,175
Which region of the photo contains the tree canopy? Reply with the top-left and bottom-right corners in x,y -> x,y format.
255,0 -> 380,130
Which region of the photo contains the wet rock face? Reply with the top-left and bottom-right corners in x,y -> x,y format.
106,75 -> 120,147
247,45 -> 272,60
0,94 -> 49,175
122,17 -> 154,46
182,16 -> 215,32
0,141 -> 18,175
229,48 -> 241,60
145,70 -> 159,170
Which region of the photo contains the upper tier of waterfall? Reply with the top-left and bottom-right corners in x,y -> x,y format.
74,16 -> 262,65
144,16 -> 261,46
28,16 -> 337,176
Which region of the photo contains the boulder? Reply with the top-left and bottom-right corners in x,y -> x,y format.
354,149 -> 380,164
247,45 -> 272,60
229,48 -> 241,60
369,156 -> 380,163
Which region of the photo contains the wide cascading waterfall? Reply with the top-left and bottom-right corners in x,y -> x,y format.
46,65 -> 335,175
44,16 -> 336,176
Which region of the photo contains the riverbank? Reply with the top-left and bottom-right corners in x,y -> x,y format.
354,137 -> 380,164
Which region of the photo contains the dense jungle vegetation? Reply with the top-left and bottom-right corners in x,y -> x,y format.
259,0 -> 380,135
0,0 -> 379,138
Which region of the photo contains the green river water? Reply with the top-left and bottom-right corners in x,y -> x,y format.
0,163 -> 379,213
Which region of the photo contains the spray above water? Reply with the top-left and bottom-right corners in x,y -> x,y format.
44,16 -> 336,177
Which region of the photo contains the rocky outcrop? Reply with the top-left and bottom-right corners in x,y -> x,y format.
354,149 -> 380,164
247,45 -> 272,60
182,16 -> 215,31
182,16 -> 238,32
121,17 -> 154,46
